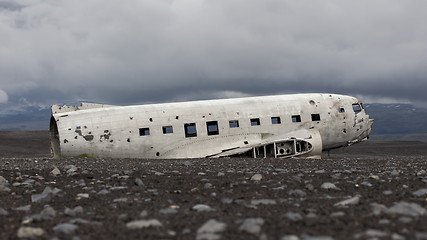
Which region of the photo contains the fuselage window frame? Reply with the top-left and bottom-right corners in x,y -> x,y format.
250,118 -> 261,126
352,103 -> 362,114
292,115 -> 301,123
229,120 -> 239,128
162,126 -> 173,134
139,127 -> 150,136
271,117 -> 281,124
206,121 -> 219,136
311,114 -> 321,121
184,123 -> 197,138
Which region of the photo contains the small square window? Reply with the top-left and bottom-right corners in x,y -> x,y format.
271,117 -> 281,124
250,118 -> 260,126
206,121 -> 219,135
339,107 -> 345,113
229,120 -> 239,128
184,123 -> 197,138
139,128 -> 150,136
292,115 -> 301,123
162,126 -> 173,134
352,103 -> 362,114
311,114 -> 321,121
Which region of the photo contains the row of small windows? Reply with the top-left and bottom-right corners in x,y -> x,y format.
139,114 -> 321,137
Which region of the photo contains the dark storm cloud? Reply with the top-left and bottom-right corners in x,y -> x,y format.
1,0 -> 427,110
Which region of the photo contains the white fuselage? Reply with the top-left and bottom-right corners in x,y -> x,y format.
50,93 -> 373,159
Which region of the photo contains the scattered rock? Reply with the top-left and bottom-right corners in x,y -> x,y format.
192,204 -> 215,212
251,199 -> 277,205
412,188 -> 427,197
53,223 -> 78,234
288,189 -> 307,198
160,208 -> 178,214
17,227 -> 45,238
126,219 -> 163,229
50,167 -> 61,176
284,212 -> 303,221
197,219 -> 227,240
239,218 -> 264,235
134,178 -> 144,186
334,196 -> 360,207
386,202 -> 426,217
0,207 -> 9,216
251,174 -> 263,181
321,182 -> 340,190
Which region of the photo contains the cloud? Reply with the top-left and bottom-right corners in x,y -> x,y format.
1,0 -> 427,108
0,89 -> 8,103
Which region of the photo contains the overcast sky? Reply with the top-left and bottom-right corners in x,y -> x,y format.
1,0 -> 427,114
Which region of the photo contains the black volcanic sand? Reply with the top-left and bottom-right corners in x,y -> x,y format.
1,131 -> 426,240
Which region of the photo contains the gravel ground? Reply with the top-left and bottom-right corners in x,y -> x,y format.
0,131 -> 426,240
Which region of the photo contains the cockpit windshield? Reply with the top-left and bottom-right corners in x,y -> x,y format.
352,103 -> 362,114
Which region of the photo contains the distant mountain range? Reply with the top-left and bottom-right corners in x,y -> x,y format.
1,103 -> 426,141
364,104 -> 427,141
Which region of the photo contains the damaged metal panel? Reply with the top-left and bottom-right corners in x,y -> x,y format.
49,93 -> 373,159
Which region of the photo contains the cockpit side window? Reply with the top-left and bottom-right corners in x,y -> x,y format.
352,103 -> 362,114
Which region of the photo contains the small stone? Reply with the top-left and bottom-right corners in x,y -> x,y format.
126,219 -> 162,229
251,199 -> 277,205
251,174 -> 262,181
397,216 -> 413,223
0,185 -> 11,192
31,187 -> 57,203
53,223 -> 78,234
370,203 -> 387,216
284,212 -> 303,221
139,210 -> 148,217
134,178 -> 144,186
65,165 -> 78,174
13,205 -> 31,212
192,204 -> 214,212
391,233 -> 405,240
97,189 -> 110,195
383,190 -> 393,195
379,219 -> 390,224
305,184 -> 314,191
73,206 -> 84,214
330,211 -> 345,217
288,189 -> 307,198
369,175 -> 380,180
321,182 -> 340,190
334,196 -> 360,207
361,181 -> 372,187
17,227 -> 45,238
386,202 -> 426,217
0,176 -> 8,185
0,207 -> 9,216
239,218 -> 264,235
197,219 -> 227,239
113,198 -> 128,202
123,170 -> 134,176
64,207 -> 76,217
281,235 -> 300,240
160,208 -> 178,214
412,188 -> 427,197
76,193 -> 89,199
41,206 -> 56,218
50,167 -> 61,176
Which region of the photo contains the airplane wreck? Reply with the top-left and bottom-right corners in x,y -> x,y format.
49,93 -> 374,159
